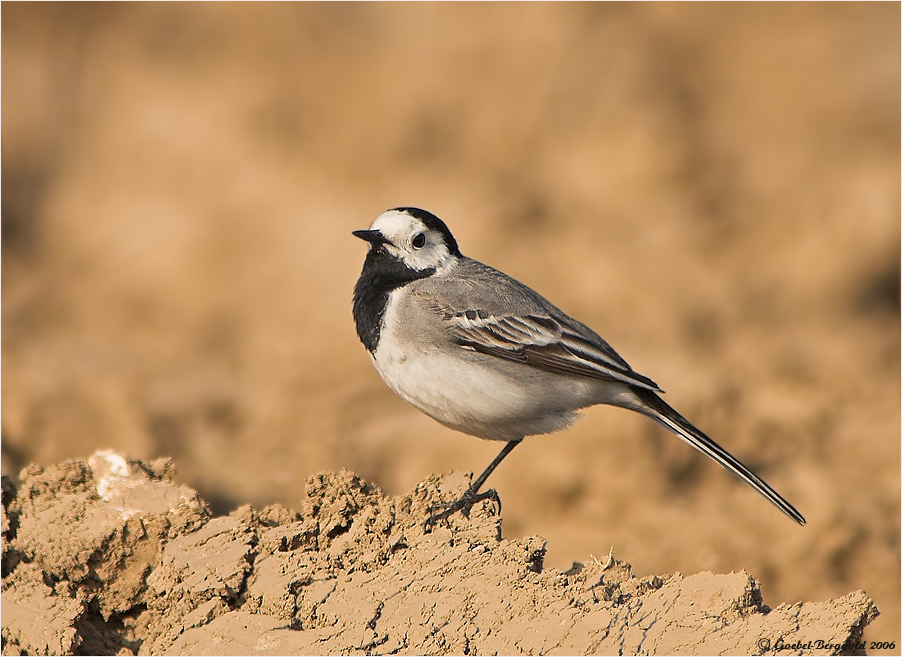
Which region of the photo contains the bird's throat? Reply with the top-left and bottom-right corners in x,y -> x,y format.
353,249 -> 435,352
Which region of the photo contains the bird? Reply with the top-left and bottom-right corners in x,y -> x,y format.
352,206 -> 805,531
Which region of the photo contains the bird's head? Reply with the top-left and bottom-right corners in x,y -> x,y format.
353,207 -> 461,273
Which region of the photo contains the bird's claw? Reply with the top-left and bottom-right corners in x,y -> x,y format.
423,488 -> 501,533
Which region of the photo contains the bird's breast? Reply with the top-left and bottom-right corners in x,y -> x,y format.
370,292 -> 621,440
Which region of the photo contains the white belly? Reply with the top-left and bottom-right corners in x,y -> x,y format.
371,299 -> 622,441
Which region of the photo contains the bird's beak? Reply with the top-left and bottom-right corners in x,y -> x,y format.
353,229 -> 391,246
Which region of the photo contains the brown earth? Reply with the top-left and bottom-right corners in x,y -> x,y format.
2,3 -> 900,654
1,452 -> 880,655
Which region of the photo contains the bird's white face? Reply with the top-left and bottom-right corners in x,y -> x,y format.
365,209 -> 457,273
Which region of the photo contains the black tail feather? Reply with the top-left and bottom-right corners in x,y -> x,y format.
632,388 -> 806,525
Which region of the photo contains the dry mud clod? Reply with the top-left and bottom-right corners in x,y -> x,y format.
1,452 -> 878,655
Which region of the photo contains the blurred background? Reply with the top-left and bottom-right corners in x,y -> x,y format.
3,2 -> 899,649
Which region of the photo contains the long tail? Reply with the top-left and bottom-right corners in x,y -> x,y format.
631,388 -> 806,525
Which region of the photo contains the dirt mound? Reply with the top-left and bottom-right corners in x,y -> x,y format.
1,452 -> 877,655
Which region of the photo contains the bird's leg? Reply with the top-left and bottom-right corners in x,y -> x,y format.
423,440 -> 521,533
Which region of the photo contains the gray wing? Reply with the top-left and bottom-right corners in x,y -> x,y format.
424,258 -> 662,392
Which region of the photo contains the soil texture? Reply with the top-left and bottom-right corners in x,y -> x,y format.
1,453 -> 879,655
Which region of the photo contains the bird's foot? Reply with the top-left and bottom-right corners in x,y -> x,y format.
423,487 -> 501,534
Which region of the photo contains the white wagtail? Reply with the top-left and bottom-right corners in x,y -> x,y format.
352,207 -> 805,531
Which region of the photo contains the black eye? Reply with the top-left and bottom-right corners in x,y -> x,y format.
412,233 -> 426,248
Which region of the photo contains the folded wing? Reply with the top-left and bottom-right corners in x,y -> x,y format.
444,309 -> 662,392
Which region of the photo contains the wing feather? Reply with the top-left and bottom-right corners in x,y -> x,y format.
445,310 -> 661,392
